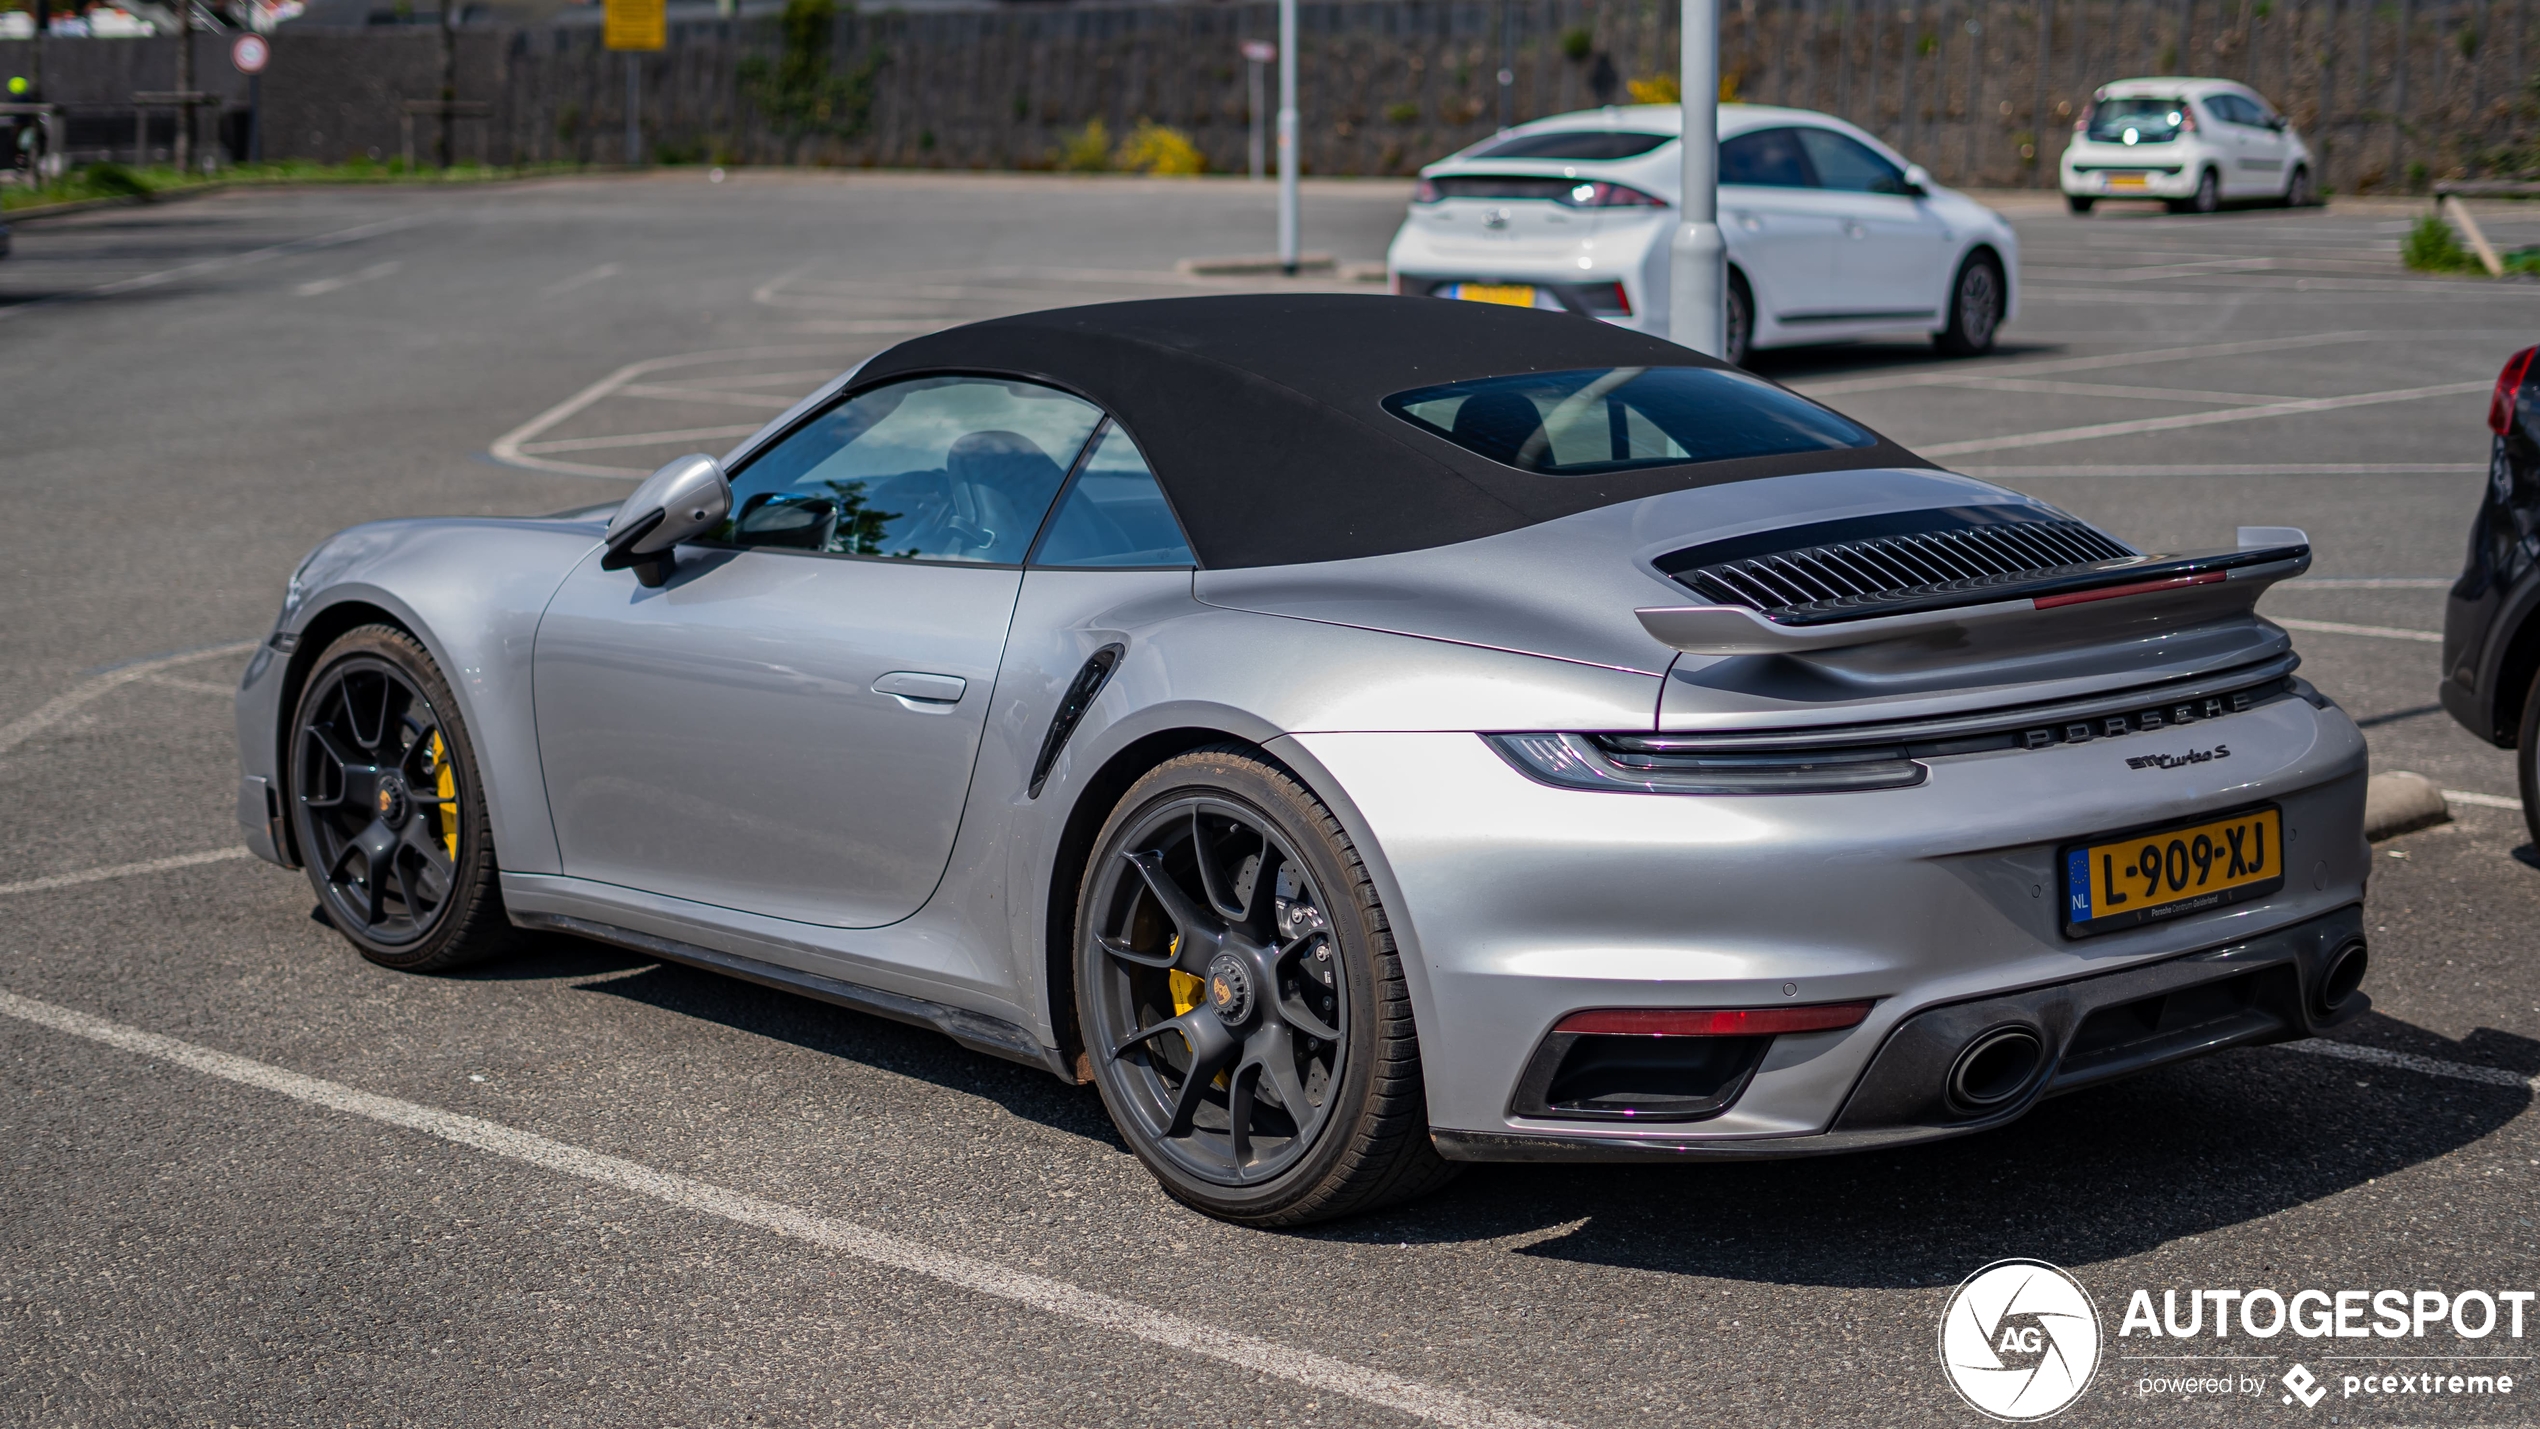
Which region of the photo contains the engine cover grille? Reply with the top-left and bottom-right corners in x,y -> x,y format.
1659,506 -> 2136,620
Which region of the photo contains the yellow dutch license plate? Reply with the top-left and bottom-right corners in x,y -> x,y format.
1451,283 -> 1537,307
2106,173 -> 2150,190
2062,806 -> 2284,937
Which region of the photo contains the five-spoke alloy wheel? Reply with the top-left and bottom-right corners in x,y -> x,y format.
1077,748 -> 1453,1224
290,625 -> 514,971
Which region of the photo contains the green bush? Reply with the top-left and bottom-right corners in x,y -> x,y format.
2401,213 -> 2485,273
1384,100 -> 1421,124
1114,120 -> 1202,175
1559,25 -> 1594,60
83,162 -> 152,198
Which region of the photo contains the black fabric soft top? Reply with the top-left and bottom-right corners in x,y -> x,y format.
848,294 -> 1932,569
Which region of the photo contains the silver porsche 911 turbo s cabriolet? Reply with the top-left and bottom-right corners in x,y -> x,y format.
236,295 -> 2371,1225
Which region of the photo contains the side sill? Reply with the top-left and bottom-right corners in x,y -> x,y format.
512,911 -> 1076,1083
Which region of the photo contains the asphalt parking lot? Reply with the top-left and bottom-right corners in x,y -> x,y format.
4,173 -> 2538,1427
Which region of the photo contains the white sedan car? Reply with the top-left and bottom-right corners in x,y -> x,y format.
1386,103 -> 2020,366
2059,77 -> 2320,214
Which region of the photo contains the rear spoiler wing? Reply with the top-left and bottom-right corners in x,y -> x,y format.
1638,528 -> 2310,657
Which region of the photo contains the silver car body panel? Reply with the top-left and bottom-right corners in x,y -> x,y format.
239,372 -> 2369,1156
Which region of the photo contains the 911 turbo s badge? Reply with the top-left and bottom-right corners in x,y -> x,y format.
2126,745 -> 2230,771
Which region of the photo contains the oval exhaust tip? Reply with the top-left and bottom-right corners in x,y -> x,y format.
2317,939 -> 2369,1017
1948,1027 -> 2045,1112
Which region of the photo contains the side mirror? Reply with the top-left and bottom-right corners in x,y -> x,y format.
1900,163 -> 1933,198
601,453 -> 731,588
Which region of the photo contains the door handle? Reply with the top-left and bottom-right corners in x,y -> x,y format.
872,671 -> 967,705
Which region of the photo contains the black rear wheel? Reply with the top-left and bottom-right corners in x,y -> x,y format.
2170,168 -> 2221,214
1076,747 -> 1454,1225
290,625 -> 515,972
1724,268 -> 1755,368
2066,194 -> 2096,214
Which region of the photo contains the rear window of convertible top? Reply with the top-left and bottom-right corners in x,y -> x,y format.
1382,366 -> 1875,476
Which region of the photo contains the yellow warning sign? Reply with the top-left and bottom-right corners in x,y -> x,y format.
603,0 -> 665,51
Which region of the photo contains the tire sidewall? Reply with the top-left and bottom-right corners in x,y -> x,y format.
2521,664 -> 2540,849
1725,271 -> 1754,368
1075,751 -> 1390,1219
1938,252 -> 2002,355
289,625 -> 498,969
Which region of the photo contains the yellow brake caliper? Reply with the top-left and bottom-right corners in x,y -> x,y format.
429,732 -> 457,859
1163,936 -> 1230,1088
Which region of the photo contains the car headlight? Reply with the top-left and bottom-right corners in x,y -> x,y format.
1486,733 -> 1928,795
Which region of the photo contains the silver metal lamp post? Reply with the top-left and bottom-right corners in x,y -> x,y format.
1667,0 -> 1725,357
1276,0 -> 1299,275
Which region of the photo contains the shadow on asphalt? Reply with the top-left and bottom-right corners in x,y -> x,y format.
566,949 -> 1125,1148
519,922 -> 2531,1281
1334,1017 -> 2534,1285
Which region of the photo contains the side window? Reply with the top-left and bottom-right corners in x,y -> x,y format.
1720,128 -> 1814,188
722,375 -> 1103,565
1031,422 -> 1196,568
2207,95 -> 2254,126
1793,128 -> 1907,193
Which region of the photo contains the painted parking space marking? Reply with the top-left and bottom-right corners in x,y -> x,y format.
485,344 -> 864,478
515,423 -> 770,456
2269,617 -> 2445,644
0,989 -> 1566,1429
2278,1037 -> 2540,1092
0,849 -> 250,898
540,262 -> 622,297
1939,376 -> 2296,406
0,641 -> 259,757
1918,380 -> 2490,458
1797,332 -> 2380,397
0,214 -> 431,322
2444,788 -> 2526,812
295,260 -> 401,298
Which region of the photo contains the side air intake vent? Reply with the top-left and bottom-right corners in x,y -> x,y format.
1658,506 -> 2136,622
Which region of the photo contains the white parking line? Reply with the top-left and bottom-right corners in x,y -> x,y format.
1918,380 -> 2491,457
294,260 -> 401,298
145,672 -> 241,696
0,989 -> 1565,1429
1937,377 -> 2294,406
614,383 -> 801,409
540,262 -> 622,297
2271,617 -> 2445,644
0,641 -> 259,757
0,215 -> 430,322
2278,1038 -> 2540,1092
1798,332 -> 2378,397
0,848 -> 249,898
486,344 -> 859,478
2445,789 -> 2526,812
517,423 -> 769,455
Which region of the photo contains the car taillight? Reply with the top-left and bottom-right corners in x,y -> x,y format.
2491,346 -> 2537,436
1412,177 -> 1441,204
1555,1003 -> 1875,1036
1587,281 -> 1631,316
1558,181 -> 1665,209
2179,110 -> 2198,132
2073,117 -> 2088,134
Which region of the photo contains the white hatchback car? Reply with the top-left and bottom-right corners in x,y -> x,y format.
2059,77 -> 2319,214
1386,103 -> 2020,366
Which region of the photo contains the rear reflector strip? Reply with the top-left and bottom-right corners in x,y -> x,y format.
2031,570 -> 2225,609
1554,1002 -> 1875,1037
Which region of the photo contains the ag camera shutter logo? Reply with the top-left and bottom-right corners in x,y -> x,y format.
1939,1259 -> 2103,1420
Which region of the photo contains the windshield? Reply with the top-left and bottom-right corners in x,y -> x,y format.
1467,130 -> 1673,161
1383,366 -> 1874,476
2087,97 -> 2188,143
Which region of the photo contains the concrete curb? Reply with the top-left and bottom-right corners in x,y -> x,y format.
2364,771 -> 2452,840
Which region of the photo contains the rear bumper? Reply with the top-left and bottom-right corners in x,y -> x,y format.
1436,901 -> 2366,1162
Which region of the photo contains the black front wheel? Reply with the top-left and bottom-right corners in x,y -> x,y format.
290,625 -> 515,972
1934,252 -> 2005,357
1076,748 -> 1454,1225
2066,194 -> 2096,215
